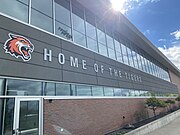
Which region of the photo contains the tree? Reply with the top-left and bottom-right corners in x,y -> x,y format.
165,99 -> 175,112
175,96 -> 180,102
145,97 -> 166,117
175,96 -> 180,107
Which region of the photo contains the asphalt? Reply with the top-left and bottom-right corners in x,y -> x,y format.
147,115 -> 180,135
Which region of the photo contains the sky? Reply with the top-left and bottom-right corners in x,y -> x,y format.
114,0 -> 180,70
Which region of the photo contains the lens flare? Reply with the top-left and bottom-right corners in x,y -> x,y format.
110,0 -> 126,13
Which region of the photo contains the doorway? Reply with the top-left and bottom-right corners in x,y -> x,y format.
13,98 -> 42,135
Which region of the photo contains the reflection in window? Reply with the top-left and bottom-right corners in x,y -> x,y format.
86,22 -> 97,40
121,44 -> 129,65
55,0 -> 70,26
132,51 -> 138,69
31,9 -> 53,33
73,14 -> 85,33
107,35 -> 116,59
31,0 -> 53,33
121,89 -> 129,96
74,31 -> 86,47
87,37 -> 98,52
99,43 -> 108,56
106,35 -> 114,49
134,90 -> 140,96
137,53 -> 143,71
3,98 -> 15,135
76,85 -> 91,96
114,88 -> 122,96
32,0 -> 52,16
129,90 -> 135,96
55,21 -> 72,40
0,0 -> 29,22
104,87 -> 114,96
108,48 -> 116,60
0,98 -> 3,132
7,79 -> 41,96
55,0 -> 72,40
56,83 -> 71,96
43,82 -> 55,96
115,40 -> 123,63
92,86 -> 104,96
97,29 -> 106,44
127,47 -> 134,67
0,79 -> 5,95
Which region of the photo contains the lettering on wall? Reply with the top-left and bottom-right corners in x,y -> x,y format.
43,48 -> 142,83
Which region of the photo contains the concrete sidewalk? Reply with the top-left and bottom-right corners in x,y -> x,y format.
147,115 -> 180,135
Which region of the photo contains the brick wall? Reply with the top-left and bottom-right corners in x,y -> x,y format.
43,98 -> 173,135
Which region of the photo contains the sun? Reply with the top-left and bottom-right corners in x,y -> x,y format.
110,0 -> 126,13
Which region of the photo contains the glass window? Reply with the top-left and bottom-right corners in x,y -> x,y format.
92,86 -> 104,96
97,29 -> 106,44
99,43 -> 108,56
55,0 -> 70,26
31,0 -> 53,32
7,79 -> 42,96
71,84 -> 76,96
74,31 -> 86,47
73,14 -> 85,33
108,48 -> 116,60
43,82 -> 55,96
150,62 -> 155,76
104,87 -> 114,96
129,90 -> 135,96
55,21 -> 72,40
132,51 -> 138,69
121,44 -> 129,65
114,40 -> 121,52
106,35 -> 114,49
87,37 -> 98,52
0,0 -> 29,22
143,57 -> 148,73
3,98 -> 15,135
19,0 -> 29,5
121,89 -> 129,96
76,85 -> 92,96
140,55 -> 145,72
127,47 -> 134,67
114,88 -> 122,96
86,22 -> 97,40
0,79 -> 5,95
137,53 -> 143,71
32,0 -> 52,17
134,90 -> 140,96
0,98 -> 4,132
116,52 -> 123,63
31,9 -> 53,33
147,59 -> 151,74
56,83 -> 71,96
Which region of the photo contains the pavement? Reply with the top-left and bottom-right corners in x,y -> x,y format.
147,115 -> 180,135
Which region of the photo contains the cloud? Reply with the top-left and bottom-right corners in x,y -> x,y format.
158,46 -> 180,70
170,29 -> 180,40
158,39 -> 166,42
122,0 -> 160,14
143,29 -> 150,36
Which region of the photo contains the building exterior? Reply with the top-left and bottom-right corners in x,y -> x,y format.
0,0 -> 180,135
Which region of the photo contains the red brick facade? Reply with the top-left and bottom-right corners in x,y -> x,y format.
43,98 -> 175,135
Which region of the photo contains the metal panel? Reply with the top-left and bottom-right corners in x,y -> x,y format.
0,14 -> 178,94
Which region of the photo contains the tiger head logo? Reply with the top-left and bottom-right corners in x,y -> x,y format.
4,33 -> 34,61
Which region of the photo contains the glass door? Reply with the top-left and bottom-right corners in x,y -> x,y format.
13,98 -> 42,135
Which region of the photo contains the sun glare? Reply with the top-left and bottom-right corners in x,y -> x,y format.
110,0 -> 126,13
